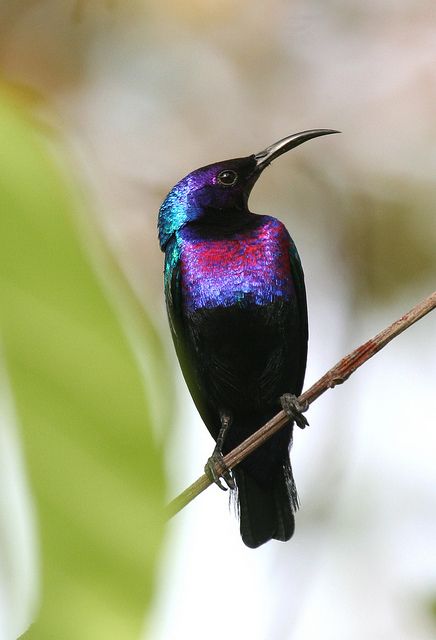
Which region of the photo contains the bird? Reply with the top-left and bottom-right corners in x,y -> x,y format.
158,129 -> 338,548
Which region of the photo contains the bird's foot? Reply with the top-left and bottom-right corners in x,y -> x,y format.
204,450 -> 236,492
280,393 -> 309,430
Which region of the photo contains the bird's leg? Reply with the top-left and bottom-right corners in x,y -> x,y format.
204,411 -> 236,491
280,393 -> 309,430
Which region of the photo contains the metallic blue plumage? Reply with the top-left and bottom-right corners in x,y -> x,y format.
158,173 -> 199,250
158,163 -> 247,250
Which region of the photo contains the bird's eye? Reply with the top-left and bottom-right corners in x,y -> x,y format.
217,170 -> 238,186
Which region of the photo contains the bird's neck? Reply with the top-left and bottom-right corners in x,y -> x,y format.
185,207 -> 256,239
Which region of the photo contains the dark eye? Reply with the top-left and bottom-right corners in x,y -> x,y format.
217,169 -> 238,186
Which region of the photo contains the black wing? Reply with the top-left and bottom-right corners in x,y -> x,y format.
287,235 -> 308,395
164,240 -> 219,439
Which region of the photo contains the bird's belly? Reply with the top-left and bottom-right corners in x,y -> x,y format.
186,301 -> 297,412
179,231 -> 294,311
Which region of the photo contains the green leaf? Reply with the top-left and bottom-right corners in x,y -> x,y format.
0,91 -> 168,639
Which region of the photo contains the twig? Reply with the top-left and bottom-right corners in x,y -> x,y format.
165,290 -> 436,520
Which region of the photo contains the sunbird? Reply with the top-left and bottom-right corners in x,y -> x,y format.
158,130 -> 338,547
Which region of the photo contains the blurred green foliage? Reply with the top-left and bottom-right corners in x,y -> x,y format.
0,91 -> 168,639
342,184 -> 436,304
429,597 -> 436,625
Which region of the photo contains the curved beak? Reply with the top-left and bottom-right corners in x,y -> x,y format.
254,129 -> 340,169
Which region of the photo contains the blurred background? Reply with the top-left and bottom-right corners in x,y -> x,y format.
0,1 -> 435,639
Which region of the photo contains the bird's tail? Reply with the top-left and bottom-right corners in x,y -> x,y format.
233,463 -> 298,549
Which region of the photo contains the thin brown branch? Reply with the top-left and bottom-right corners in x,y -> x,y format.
165,290 -> 436,520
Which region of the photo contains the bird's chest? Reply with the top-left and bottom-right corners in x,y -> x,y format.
178,224 -> 293,311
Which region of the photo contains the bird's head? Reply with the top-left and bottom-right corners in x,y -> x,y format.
158,129 -> 339,250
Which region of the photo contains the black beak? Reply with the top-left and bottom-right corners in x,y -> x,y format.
254,129 -> 340,169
